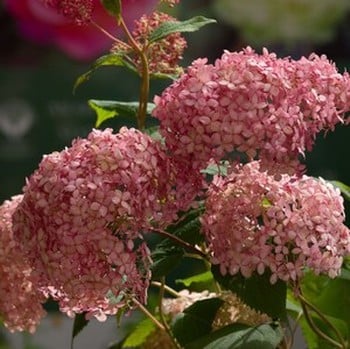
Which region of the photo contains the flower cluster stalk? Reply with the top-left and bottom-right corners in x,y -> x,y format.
118,14 -> 150,130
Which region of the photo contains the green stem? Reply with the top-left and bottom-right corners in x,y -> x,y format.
138,54 -> 150,130
298,292 -> 346,348
158,277 -> 183,349
118,15 -> 150,130
149,227 -> 209,260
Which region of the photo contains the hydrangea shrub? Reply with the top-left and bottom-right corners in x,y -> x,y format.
1,1 -> 350,348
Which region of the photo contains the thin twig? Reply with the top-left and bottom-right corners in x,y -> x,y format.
298,292 -> 345,348
150,227 -> 208,260
91,20 -> 123,43
131,297 -> 165,331
151,281 -> 181,298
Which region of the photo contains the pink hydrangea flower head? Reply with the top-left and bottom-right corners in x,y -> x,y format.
4,0 -> 158,60
201,161 -> 350,284
201,161 -> 281,278
267,176 -> 350,282
0,195 -> 46,333
153,57 -> 218,171
13,127 -> 196,320
112,11 -> 187,75
153,47 -> 350,175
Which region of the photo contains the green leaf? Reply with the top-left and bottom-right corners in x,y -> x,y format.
308,278 -> 350,333
122,318 -> 156,348
107,339 -> 125,349
88,100 -> 118,127
340,268 -> 350,281
165,206 -> 205,245
71,313 -> 89,349
172,298 -> 224,346
148,16 -> 217,44
144,126 -> 164,143
101,0 -> 121,16
88,100 -> 156,127
299,271 -> 329,301
201,161 -> 229,176
300,271 -> 350,326
106,289 -> 124,306
329,180 -> 350,201
212,266 -> 287,320
298,315 -> 319,349
73,53 -> 135,92
150,72 -> 179,80
343,256 -> 350,271
185,322 -> 283,349
286,289 -> 302,316
151,206 -> 205,278
261,197 -> 272,208
151,245 -> 184,279
176,271 -> 214,287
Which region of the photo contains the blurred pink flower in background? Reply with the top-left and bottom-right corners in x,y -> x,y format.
4,0 -> 158,61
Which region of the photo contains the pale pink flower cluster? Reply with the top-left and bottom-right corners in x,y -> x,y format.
153,47 -> 350,175
13,127 -> 196,320
0,196 -> 46,333
112,11 -> 187,75
43,0 -> 94,24
162,290 -> 215,317
201,161 -> 350,284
